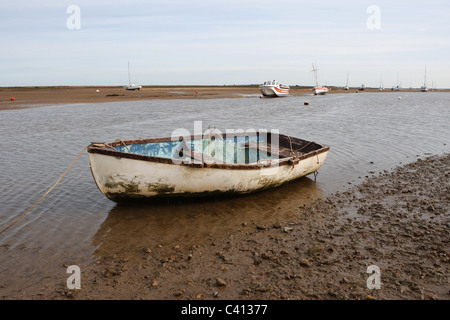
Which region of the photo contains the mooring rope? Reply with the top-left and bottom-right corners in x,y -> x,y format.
0,145 -> 89,236
287,135 -> 295,158
116,139 -> 131,153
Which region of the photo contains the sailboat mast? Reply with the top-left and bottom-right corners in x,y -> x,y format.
128,62 -> 131,86
424,66 -> 427,87
313,62 -> 318,87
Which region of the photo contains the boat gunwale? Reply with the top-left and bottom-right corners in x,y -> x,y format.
87,133 -> 330,170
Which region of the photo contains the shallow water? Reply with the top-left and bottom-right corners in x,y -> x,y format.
0,92 -> 449,295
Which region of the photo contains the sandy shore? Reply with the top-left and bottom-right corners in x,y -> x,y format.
1,86 -> 446,111
0,86 -> 272,110
14,153 -> 448,300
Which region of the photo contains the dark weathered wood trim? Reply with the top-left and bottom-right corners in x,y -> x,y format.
87,133 -> 330,170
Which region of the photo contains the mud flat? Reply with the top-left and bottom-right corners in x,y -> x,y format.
0,86 -> 272,110
2,86 -> 447,111
21,153 -> 446,301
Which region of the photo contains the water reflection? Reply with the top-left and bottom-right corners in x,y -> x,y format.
92,176 -> 323,257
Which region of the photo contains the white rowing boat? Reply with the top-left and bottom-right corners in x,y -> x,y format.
87,131 -> 330,203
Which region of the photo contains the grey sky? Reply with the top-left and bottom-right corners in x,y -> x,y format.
1,0 -> 449,87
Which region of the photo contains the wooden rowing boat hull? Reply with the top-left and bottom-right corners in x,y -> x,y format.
88,150 -> 328,202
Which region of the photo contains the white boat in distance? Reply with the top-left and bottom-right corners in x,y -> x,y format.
311,62 -> 329,95
392,73 -> 401,91
124,84 -> 142,90
259,80 -> 290,97
124,61 -> 142,91
87,131 -> 330,203
420,66 -> 429,92
313,86 -> 329,95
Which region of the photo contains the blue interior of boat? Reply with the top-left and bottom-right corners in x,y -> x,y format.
114,135 -> 279,164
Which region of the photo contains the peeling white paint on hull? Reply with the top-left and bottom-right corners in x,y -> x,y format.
87,133 -> 330,202
88,151 -> 328,202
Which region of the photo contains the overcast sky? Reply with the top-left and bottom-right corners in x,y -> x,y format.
1,0 -> 449,87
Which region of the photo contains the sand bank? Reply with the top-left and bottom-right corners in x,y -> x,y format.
0,86 -> 272,110
1,86 -> 444,111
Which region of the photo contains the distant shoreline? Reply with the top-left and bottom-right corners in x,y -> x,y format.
1,85 -> 448,111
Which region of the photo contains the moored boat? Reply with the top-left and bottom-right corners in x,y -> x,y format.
420,66 -> 429,92
313,86 -> 329,95
420,85 -> 429,92
392,73 -> 401,91
344,72 -> 349,90
87,131 -> 329,202
259,80 -> 290,97
124,84 -> 142,91
124,61 -> 142,90
311,62 -> 329,95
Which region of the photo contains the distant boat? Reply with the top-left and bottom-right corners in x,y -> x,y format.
313,86 -> 329,95
420,66 -> 429,92
344,72 -> 349,90
311,62 -> 329,95
124,62 -> 142,91
359,84 -> 366,91
87,131 -> 330,202
259,80 -> 290,97
379,75 -> 384,91
431,81 -> 436,91
392,72 -> 401,91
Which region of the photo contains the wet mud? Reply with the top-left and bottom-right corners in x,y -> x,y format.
34,154 -> 449,300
